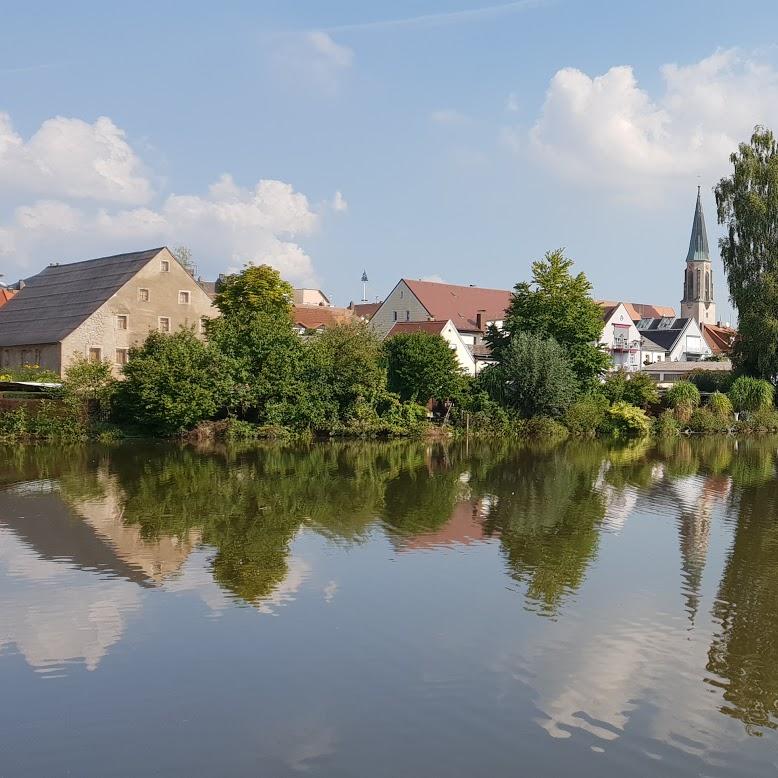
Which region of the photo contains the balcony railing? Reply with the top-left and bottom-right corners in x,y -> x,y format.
612,337 -> 641,352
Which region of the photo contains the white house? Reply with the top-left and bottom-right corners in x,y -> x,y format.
636,316 -> 712,362
371,278 -> 512,370
599,303 -> 643,371
386,319 -> 476,375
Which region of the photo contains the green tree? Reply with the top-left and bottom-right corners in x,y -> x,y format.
715,126 -> 778,379
489,249 -> 610,387
485,331 -> 577,418
601,369 -> 659,408
213,264 -> 294,320
206,312 -> 312,426
384,331 -> 466,403
118,329 -> 233,434
728,375 -> 774,412
306,321 -> 388,423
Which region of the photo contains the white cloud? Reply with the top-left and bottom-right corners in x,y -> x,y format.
0,114 -> 337,285
331,190 -> 348,212
505,92 -> 520,113
0,113 -> 152,204
271,31 -> 353,94
525,49 -> 778,200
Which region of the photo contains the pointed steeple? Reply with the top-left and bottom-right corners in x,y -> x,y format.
686,186 -> 710,263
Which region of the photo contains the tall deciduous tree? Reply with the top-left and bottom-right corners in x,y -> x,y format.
484,331 -> 577,418
384,332 -> 466,403
715,126 -> 778,380
214,264 -> 294,320
489,249 -> 610,388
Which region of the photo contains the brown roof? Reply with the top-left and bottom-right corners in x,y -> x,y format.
598,300 -> 676,321
292,306 -> 353,330
703,323 -> 737,354
0,288 -> 15,308
350,301 -> 382,321
387,320 -> 449,337
403,279 -> 512,333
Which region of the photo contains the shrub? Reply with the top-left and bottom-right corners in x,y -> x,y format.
521,416 -> 569,440
599,401 -> 651,438
706,391 -> 734,419
735,407 -> 778,432
688,407 -> 729,434
487,332 -> 578,418
384,331 -> 466,403
688,368 -> 733,394
728,376 -> 774,413
118,329 -> 234,435
563,394 -> 609,436
654,409 -> 681,438
601,370 -> 659,408
665,380 -> 701,410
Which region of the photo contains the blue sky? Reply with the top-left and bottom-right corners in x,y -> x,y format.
2,1 -> 778,317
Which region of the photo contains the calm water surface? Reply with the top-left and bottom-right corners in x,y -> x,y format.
1,438 -> 778,777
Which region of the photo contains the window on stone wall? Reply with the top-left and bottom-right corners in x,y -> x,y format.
161,259 -> 170,272
88,347 -> 102,363
116,314 -> 128,330
138,288 -> 150,302
178,290 -> 191,304
33,349 -> 41,365
200,317 -> 208,335
115,348 -> 129,366
405,310 -> 410,321
158,317 -> 171,333
393,311 -> 398,321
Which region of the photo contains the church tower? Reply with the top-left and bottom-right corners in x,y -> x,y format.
680,187 -> 716,325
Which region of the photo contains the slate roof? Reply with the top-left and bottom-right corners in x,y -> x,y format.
686,187 -> 710,263
0,248 -> 165,347
402,279 -> 512,333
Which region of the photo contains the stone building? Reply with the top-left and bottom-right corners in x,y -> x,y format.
0,247 -> 216,375
680,187 -> 716,326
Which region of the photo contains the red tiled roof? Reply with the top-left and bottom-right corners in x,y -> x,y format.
703,322 -> 737,354
402,279 -> 511,333
350,302 -> 382,321
292,306 -> 353,330
598,300 -> 675,321
387,320 -> 450,337
0,288 -> 16,308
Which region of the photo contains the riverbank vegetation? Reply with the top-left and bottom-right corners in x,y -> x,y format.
1,253 -> 777,443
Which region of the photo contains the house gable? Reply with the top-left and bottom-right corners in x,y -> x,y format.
59,247 -> 216,373
371,280 -> 431,339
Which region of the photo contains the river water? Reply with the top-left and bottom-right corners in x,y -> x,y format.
1,438 -> 777,777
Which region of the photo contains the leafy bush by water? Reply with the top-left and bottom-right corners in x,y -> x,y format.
563,394 -> 609,436
665,381 -> 701,410
599,402 -> 652,438
728,376 -> 774,413
707,391 -> 734,420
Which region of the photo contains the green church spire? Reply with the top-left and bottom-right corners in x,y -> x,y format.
686,185 -> 710,263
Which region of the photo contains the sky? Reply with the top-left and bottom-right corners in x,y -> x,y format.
2,0 -> 778,318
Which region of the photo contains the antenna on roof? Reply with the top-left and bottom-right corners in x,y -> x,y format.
361,270 -> 368,302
